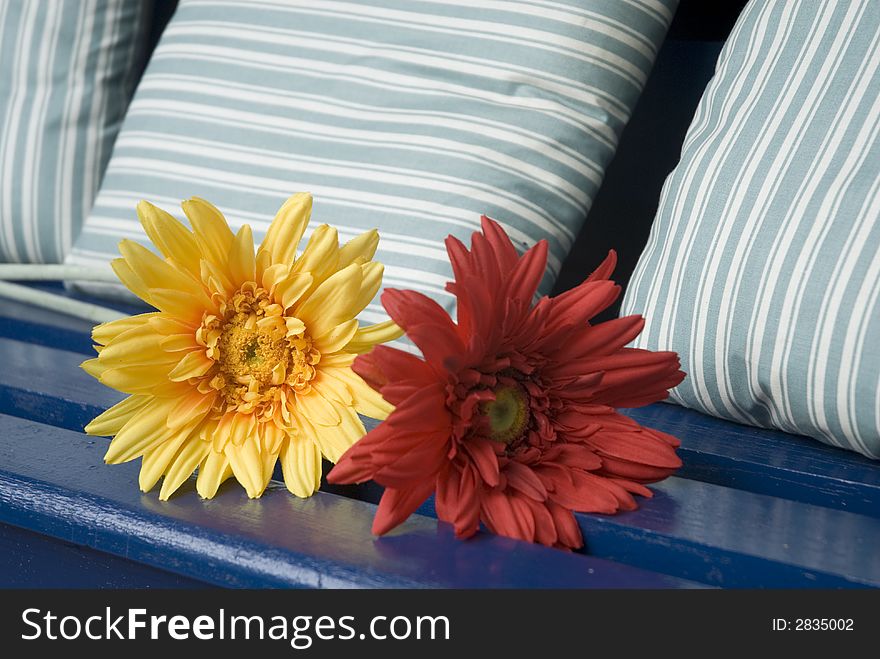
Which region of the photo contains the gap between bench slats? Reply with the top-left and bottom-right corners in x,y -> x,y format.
0,413 -> 696,589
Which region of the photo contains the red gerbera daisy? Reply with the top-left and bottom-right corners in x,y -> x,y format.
328,217 -> 685,550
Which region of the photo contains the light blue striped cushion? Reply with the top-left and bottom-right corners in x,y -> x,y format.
66,0 -> 677,329
0,0 -> 152,263
622,0 -> 880,459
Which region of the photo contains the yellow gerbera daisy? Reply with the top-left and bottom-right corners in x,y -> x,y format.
82,193 -> 402,500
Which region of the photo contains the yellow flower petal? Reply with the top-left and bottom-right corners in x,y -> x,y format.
295,387 -> 342,426
99,363 -> 178,395
104,397 -> 178,463
92,313 -> 159,346
259,192 -> 312,269
323,366 -> 393,419
260,262 -> 290,293
311,370 -> 353,406
98,323 -> 174,367
139,430 -> 191,492
159,437 -> 212,500
285,316 -> 306,337
182,197 -> 234,267
148,288 -> 212,324
160,333 -> 199,352
295,262 -> 362,338
84,395 -> 150,436
300,405 -> 365,463
200,257 -> 235,297
291,224 -> 339,286
314,317 -> 359,354
319,352 -> 356,368
278,272 -> 313,310
228,224 -> 256,286
337,228 -> 378,268
148,315 -> 197,336
353,261 -> 383,312
81,357 -> 105,380
167,350 -> 214,382
119,240 -> 210,304
168,391 -> 215,430
225,438 -> 265,498
111,258 -> 152,304
196,449 -> 231,499
137,200 -> 201,277
261,447 -> 279,490
261,423 -> 286,454
344,320 -> 404,353
211,413 -> 234,452
280,434 -> 322,498
229,412 -> 256,446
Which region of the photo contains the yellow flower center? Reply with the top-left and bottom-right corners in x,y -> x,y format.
481,383 -> 529,446
199,283 -> 320,418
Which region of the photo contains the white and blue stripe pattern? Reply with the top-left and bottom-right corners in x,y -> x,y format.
66,0 -> 676,325
0,0 -> 151,263
623,0 -> 880,459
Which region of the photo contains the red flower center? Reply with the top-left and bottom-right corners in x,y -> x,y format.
481,383 -> 530,446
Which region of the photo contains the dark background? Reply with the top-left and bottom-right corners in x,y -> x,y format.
552,0 -> 749,316
145,0 -> 750,318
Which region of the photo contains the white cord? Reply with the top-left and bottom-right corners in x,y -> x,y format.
0,280 -> 125,324
0,263 -> 119,283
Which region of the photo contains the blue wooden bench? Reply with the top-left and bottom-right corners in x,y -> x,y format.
1,284 -> 878,589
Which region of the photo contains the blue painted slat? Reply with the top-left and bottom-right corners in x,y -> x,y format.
0,336 -> 122,431
409,480 -> 880,588
2,287 -> 878,588
4,284 -> 879,518
573,479 -> 880,588
0,282 -> 146,356
0,414 -> 698,589
624,405 -> 880,518
0,522 -> 206,588
3,321 -> 880,526
2,333 -> 880,587
0,299 -> 95,355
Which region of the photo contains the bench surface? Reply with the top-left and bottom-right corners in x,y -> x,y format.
1,285 -> 878,588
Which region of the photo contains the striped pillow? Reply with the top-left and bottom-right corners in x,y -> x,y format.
622,0 -> 880,459
0,0 -> 152,263
66,0 -> 677,328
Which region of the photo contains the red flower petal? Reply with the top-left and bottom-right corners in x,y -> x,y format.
372,479 -> 436,536
480,215 -> 519,275
381,289 -> 467,368
462,438 -> 501,488
354,345 -> 435,390
503,460 -> 549,501
597,455 -> 680,483
482,489 -> 536,543
328,384 -> 450,484
547,502 -> 583,550
585,249 -> 617,283
544,279 -> 620,333
548,469 -> 620,514
504,239 -> 548,306
586,428 -> 683,469
436,463 -> 481,538
522,495 -> 558,547
563,315 -> 646,360
372,430 -> 450,488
